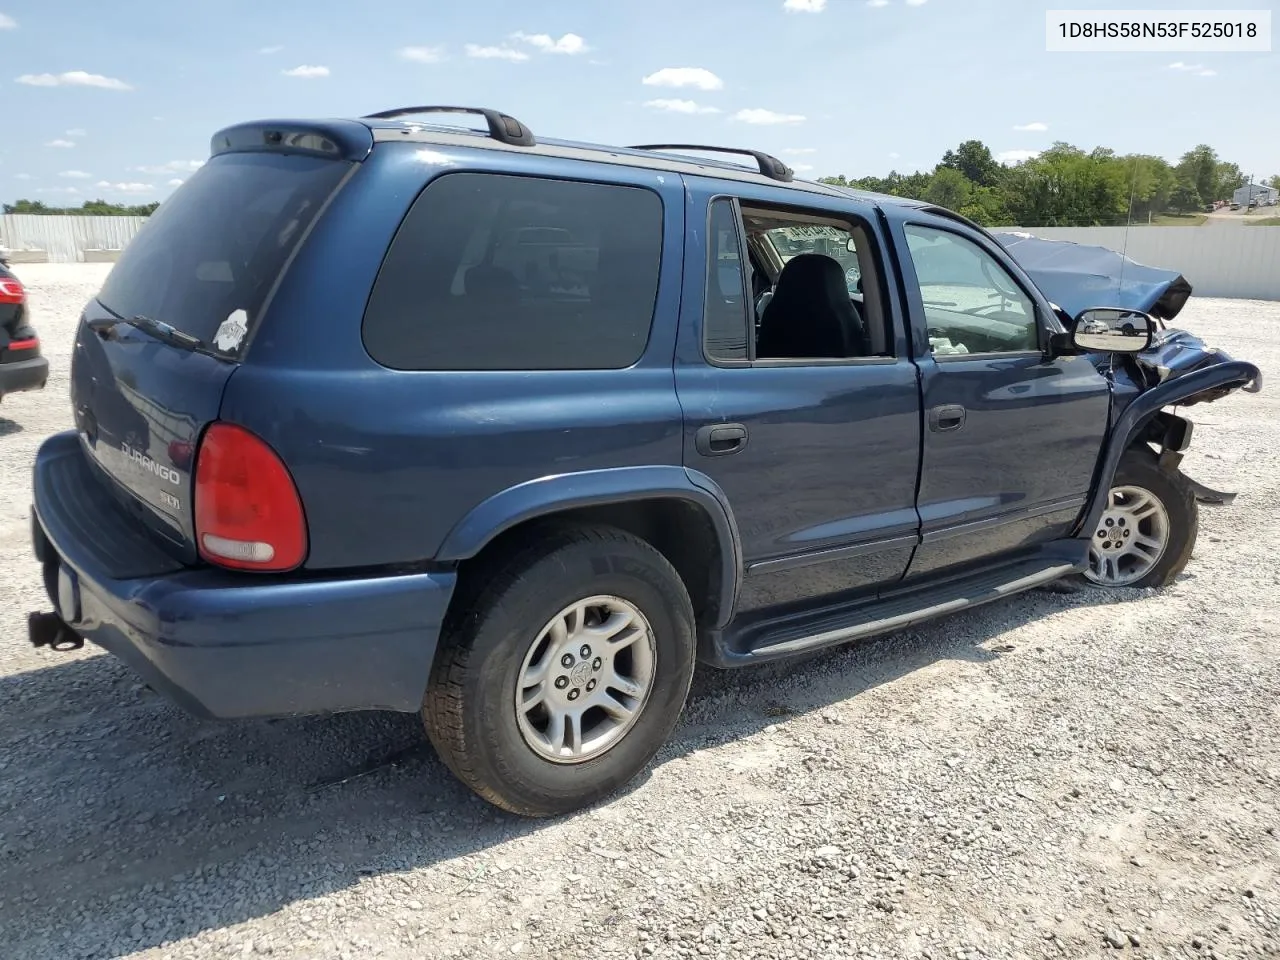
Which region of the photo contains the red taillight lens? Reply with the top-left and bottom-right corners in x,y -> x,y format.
193,422 -> 307,571
7,337 -> 38,352
0,277 -> 24,304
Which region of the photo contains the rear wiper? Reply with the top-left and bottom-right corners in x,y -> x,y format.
88,314 -> 205,351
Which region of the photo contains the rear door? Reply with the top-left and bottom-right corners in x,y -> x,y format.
674,178 -> 922,615
70,147 -> 354,560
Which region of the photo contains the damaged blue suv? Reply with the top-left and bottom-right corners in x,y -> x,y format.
29,106 -> 1261,817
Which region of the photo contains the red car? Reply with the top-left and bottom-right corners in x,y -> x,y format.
0,260 -> 49,405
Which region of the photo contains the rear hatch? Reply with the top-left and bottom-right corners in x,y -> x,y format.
70,146 -> 354,562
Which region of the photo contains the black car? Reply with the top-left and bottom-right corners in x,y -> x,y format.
0,259 -> 49,405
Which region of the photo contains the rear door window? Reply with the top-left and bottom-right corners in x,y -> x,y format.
96,151 -> 352,356
362,172 -> 664,370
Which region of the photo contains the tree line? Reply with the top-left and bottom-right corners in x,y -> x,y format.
2,199 -> 161,217
819,142 -> 1280,227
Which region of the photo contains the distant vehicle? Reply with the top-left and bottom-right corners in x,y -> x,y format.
1230,203 -> 1241,211
26,105 -> 1264,817
0,261 -> 49,405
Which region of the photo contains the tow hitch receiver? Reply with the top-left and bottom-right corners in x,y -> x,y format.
28,611 -> 84,651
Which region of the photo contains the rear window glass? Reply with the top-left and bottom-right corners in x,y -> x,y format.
362,172 -> 664,371
96,151 -> 350,354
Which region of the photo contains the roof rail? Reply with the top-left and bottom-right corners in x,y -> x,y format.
362,106 -> 535,147
628,144 -> 793,183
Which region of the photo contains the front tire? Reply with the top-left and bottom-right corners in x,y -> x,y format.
1083,449 -> 1198,589
423,526 -> 697,817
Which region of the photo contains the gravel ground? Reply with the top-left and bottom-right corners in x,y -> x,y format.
1,263 -> 1277,960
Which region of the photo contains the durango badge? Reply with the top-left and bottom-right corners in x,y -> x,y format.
120,443 -> 182,485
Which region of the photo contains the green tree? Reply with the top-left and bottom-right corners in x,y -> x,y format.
939,140 -> 1001,188
2,198 -> 159,216
1215,161 -> 1247,199
1268,174 -> 1280,191
1176,144 -> 1219,203
1169,177 -> 1202,214
925,166 -> 972,210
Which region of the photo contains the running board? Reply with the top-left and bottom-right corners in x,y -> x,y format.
706,556 -> 1081,667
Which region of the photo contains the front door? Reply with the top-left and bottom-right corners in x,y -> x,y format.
888,215 -> 1111,579
674,180 -> 923,615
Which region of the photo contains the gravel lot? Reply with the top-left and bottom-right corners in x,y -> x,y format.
1,264 -> 1277,960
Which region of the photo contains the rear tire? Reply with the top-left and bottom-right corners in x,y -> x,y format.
1082,448 -> 1198,589
423,525 -> 696,817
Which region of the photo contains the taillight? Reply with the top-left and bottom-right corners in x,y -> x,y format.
193,422 -> 307,571
0,276 -> 23,304
7,337 -> 38,352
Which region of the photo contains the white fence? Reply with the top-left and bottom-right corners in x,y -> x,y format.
0,215 -> 148,263
995,226 -> 1280,301
3,214 -> 1278,301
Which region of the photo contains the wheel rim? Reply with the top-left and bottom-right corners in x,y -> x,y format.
1085,484 -> 1171,587
513,595 -> 658,765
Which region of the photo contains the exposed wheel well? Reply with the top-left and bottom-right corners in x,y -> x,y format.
450,499 -> 727,628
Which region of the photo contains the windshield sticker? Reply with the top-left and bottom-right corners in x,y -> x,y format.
213,309 -> 248,352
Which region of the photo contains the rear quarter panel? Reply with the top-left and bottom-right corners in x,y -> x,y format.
218,144 -> 688,570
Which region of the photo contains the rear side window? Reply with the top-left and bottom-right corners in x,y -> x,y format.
97,152 -> 351,354
704,198 -> 749,362
363,172 -> 664,370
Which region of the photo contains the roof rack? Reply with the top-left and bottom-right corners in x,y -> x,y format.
628,144 -> 793,183
362,106 -> 535,147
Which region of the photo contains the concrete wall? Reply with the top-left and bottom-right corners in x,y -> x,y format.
995,226 -> 1280,301
0,215 -> 148,264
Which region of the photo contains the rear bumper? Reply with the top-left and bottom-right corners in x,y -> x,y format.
0,355 -> 49,397
31,431 -> 456,719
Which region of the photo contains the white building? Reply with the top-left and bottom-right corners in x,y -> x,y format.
1233,183 -> 1278,206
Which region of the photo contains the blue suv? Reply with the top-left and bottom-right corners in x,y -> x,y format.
28,106 -> 1261,817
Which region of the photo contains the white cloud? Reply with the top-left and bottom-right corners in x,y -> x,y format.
888,151 -> 901,159
1168,61 -> 1217,76
65,127 -> 87,137
95,180 -> 153,194
792,163 -> 815,172
783,148 -> 817,155
906,0 -> 928,5
167,178 -> 185,187
783,0 -> 827,11
465,43 -> 529,61
1013,121 -> 1048,132
58,170 -> 92,179
643,98 -> 720,114
15,173 -> 32,180
16,70 -> 132,90
132,160 -> 204,175
733,108 -> 805,125
45,139 -> 76,148
282,64 -> 329,78
641,67 -> 723,91
258,45 -> 283,54
867,0 -> 890,7
511,31 -> 588,55
0,13 -> 15,29
399,45 -> 446,63
997,149 -> 1040,165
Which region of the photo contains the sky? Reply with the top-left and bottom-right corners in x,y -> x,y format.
2,0 -> 1276,206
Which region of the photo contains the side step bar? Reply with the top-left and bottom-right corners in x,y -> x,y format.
707,555 -> 1081,667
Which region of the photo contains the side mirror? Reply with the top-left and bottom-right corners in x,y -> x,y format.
1068,307 -> 1156,354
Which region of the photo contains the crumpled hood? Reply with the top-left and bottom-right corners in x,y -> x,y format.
996,231 -> 1193,322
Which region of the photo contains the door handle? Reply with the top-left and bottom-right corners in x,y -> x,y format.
695,423 -> 749,457
928,404 -> 966,432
